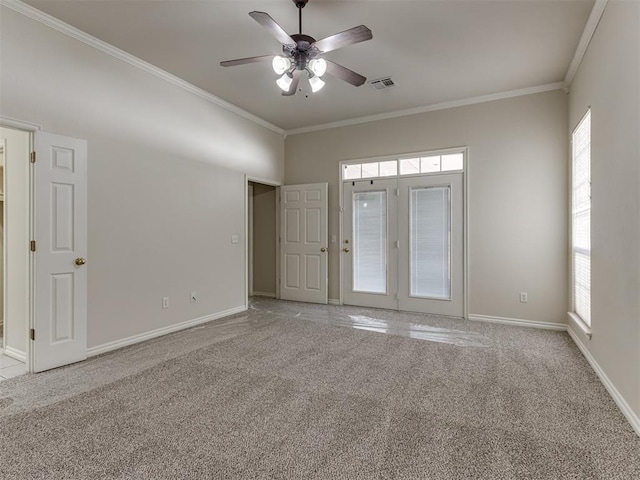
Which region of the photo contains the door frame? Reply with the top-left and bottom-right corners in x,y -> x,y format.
0,116 -> 42,373
244,175 -> 282,309
338,146 -> 470,319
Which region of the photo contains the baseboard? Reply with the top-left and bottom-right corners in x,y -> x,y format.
4,345 -> 26,362
567,327 -> 640,437
87,305 -> 247,358
252,291 -> 276,298
328,298 -> 341,306
468,314 -> 567,331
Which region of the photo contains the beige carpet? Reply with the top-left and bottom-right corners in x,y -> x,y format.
0,299 -> 638,479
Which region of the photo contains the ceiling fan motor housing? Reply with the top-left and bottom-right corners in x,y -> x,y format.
285,34 -> 320,71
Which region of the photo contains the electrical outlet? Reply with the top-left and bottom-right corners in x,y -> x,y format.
162,297 -> 169,309
520,292 -> 528,303
231,234 -> 239,244
190,291 -> 197,303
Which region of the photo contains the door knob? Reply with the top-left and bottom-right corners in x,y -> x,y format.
343,248 -> 350,253
320,247 -> 328,252
75,257 -> 86,266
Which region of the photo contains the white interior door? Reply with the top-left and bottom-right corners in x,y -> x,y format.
398,173 -> 463,316
33,132 -> 87,372
279,183 -> 328,304
343,179 -> 398,309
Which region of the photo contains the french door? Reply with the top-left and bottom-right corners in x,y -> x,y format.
343,179 -> 398,309
343,173 -> 463,317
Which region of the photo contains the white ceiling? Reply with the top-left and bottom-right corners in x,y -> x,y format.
25,0 -> 594,131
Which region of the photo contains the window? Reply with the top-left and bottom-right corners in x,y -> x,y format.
572,109 -> 591,326
342,150 -> 464,181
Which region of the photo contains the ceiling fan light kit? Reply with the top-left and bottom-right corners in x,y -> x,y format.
220,0 -> 372,96
272,56 -> 292,75
308,74 -> 326,93
277,73 -> 294,92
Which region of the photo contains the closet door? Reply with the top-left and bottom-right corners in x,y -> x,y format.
33,132 -> 88,372
397,173 -> 463,317
279,183 -> 328,304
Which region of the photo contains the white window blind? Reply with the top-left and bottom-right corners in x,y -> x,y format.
410,186 -> 451,299
572,110 -> 591,326
353,191 -> 387,293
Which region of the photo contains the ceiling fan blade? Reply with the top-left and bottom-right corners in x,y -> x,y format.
249,11 -> 296,46
220,55 -> 275,67
312,25 -> 372,53
282,70 -> 302,96
325,60 -> 367,87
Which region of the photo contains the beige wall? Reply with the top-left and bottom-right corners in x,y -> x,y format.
0,147 -> 3,326
0,127 -> 30,358
0,7 -> 284,349
568,1 -> 640,422
252,183 -> 277,295
286,90 -> 568,324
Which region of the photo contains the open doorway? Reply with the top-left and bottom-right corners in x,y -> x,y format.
247,181 -> 278,300
0,126 -> 31,380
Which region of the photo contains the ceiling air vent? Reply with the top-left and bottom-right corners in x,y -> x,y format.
369,77 -> 396,90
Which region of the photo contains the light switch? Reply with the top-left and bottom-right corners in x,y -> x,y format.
231,234 -> 239,244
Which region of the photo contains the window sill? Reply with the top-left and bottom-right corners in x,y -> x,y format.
568,312 -> 592,340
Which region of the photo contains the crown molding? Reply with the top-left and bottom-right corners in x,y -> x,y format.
0,0 -> 285,136
285,82 -> 564,136
563,0 -> 608,90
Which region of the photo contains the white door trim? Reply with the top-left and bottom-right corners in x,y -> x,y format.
0,116 -> 42,132
244,176 -> 282,307
248,184 -> 254,297
0,127 -> 32,370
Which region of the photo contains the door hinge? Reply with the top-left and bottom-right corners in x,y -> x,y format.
30,240 -> 36,252
30,152 -> 36,163
396,240 -> 400,248
396,188 -> 400,196
30,329 -> 35,341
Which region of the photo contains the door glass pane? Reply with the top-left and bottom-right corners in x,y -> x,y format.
353,191 -> 387,293
410,187 -> 450,299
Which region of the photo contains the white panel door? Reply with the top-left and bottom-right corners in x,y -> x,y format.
280,183 -> 328,304
33,132 -> 88,372
398,173 -> 463,316
343,179 -> 398,309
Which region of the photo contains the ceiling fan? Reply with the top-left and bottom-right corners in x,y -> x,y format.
220,0 -> 373,96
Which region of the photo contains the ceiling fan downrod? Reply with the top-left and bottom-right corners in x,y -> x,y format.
294,0 -> 309,35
